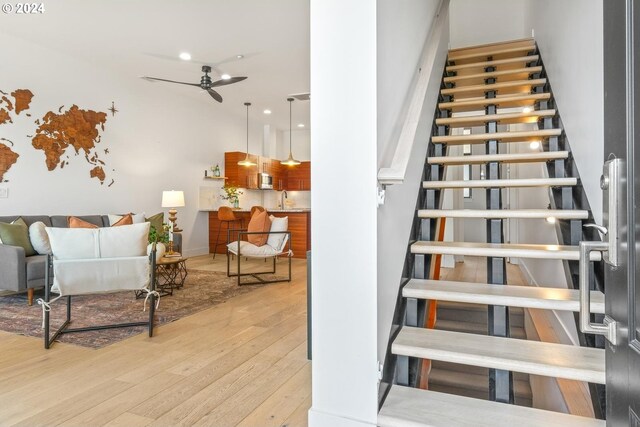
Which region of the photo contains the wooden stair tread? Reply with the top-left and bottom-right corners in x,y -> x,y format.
441,78 -> 546,98
436,109 -> 556,127
423,177 -> 577,189
417,208 -> 588,219
448,38 -> 535,55
392,327 -> 605,384
448,45 -> 536,65
428,151 -> 567,165
444,66 -> 543,86
379,386 -> 605,427
439,93 -> 551,113
432,129 -> 561,144
431,360 -> 528,379
446,55 -> 539,73
404,279 -> 605,314
410,241 -> 602,261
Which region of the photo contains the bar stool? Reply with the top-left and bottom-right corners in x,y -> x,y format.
214,206 -> 242,259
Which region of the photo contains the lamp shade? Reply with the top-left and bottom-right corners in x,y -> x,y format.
161,190 -> 185,208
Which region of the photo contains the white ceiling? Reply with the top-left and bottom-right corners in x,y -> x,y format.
0,0 -> 310,131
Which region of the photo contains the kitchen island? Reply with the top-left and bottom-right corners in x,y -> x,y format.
207,209 -> 311,259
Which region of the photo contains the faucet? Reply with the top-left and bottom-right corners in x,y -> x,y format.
280,190 -> 288,209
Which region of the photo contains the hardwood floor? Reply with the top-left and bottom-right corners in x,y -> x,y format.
0,255 -> 533,426
0,255 -> 311,427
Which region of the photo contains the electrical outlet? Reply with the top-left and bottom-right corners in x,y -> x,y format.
0,187 -> 8,198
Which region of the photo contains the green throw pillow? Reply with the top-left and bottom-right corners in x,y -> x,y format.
145,212 -> 164,239
0,217 -> 36,256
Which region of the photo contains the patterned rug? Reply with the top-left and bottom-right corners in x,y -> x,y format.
0,270 -> 268,349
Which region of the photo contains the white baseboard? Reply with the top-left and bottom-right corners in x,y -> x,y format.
308,408 -> 376,427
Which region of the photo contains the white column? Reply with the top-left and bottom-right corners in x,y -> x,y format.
309,0 -> 378,426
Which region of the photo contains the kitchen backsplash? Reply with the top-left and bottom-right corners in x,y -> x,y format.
199,185 -> 310,211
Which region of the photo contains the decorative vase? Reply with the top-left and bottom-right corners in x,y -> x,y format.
147,242 -> 166,260
233,199 -> 240,209
214,164 -> 221,177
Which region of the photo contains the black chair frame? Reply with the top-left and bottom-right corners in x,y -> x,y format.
226,228 -> 292,286
42,250 -> 157,349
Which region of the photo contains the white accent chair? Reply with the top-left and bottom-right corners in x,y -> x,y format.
40,223 -> 157,349
226,215 -> 292,286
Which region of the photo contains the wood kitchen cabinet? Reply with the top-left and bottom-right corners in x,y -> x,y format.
284,161 -> 311,191
225,151 -> 259,189
224,152 -> 310,191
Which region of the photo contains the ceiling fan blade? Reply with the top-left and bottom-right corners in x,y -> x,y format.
143,77 -> 200,87
207,89 -> 223,103
210,76 -> 248,87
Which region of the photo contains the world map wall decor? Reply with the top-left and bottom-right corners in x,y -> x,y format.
0,88 -> 115,186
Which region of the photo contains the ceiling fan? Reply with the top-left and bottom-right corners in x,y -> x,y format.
142,65 -> 247,103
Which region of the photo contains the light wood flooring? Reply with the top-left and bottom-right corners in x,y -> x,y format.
0,255 -> 311,427
0,255 -> 533,426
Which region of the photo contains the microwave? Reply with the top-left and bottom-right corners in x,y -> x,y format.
258,173 -> 273,190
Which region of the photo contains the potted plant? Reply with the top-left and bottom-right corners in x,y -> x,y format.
147,223 -> 170,259
220,186 -> 243,208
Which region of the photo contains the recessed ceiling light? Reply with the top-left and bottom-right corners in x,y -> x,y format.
530,141 -> 540,149
221,74 -> 231,80
263,109 -> 272,115
522,106 -> 533,113
297,123 -> 305,128
546,217 -> 557,224
236,54 -> 244,59
179,52 -> 191,61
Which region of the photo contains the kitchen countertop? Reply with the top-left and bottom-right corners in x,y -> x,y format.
202,208 -> 311,213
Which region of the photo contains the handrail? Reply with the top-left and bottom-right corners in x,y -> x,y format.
377,0 -> 450,186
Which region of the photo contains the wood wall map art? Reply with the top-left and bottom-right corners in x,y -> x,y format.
0,89 -> 32,182
0,89 -> 115,186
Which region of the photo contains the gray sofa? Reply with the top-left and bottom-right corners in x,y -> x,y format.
0,215 -> 181,305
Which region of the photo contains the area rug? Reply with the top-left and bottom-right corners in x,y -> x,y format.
0,270 -> 269,349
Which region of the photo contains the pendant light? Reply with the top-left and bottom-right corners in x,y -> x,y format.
238,102 -> 256,167
281,97 -> 301,166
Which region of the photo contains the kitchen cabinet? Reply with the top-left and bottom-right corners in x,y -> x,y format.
224,151 -> 259,189
224,152 -> 310,191
284,161 -> 311,191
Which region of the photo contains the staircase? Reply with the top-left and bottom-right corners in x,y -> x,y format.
378,38 -> 606,426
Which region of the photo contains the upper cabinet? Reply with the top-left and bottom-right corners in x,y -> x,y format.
224,152 -> 310,191
284,161 -> 311,191
225,151 -> 259,189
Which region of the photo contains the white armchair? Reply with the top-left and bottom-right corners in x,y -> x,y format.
39,223 -> 158,349
226,215 -> 292,286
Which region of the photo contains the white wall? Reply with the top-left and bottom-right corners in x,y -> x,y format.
0,33 -> 264,257
524,0 -> 604,224
450,0 -> 527,48
310,0 -> 378,425
376,0 -> 446,366
277,129 -> 311,161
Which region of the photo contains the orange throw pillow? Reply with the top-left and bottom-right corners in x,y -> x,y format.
247,210 -> 271,247
68,216 -> 99,229
112,213 -> 133,227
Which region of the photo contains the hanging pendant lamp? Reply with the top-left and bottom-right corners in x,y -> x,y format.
238,102 -> 256,167
281,97 -> 301,166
